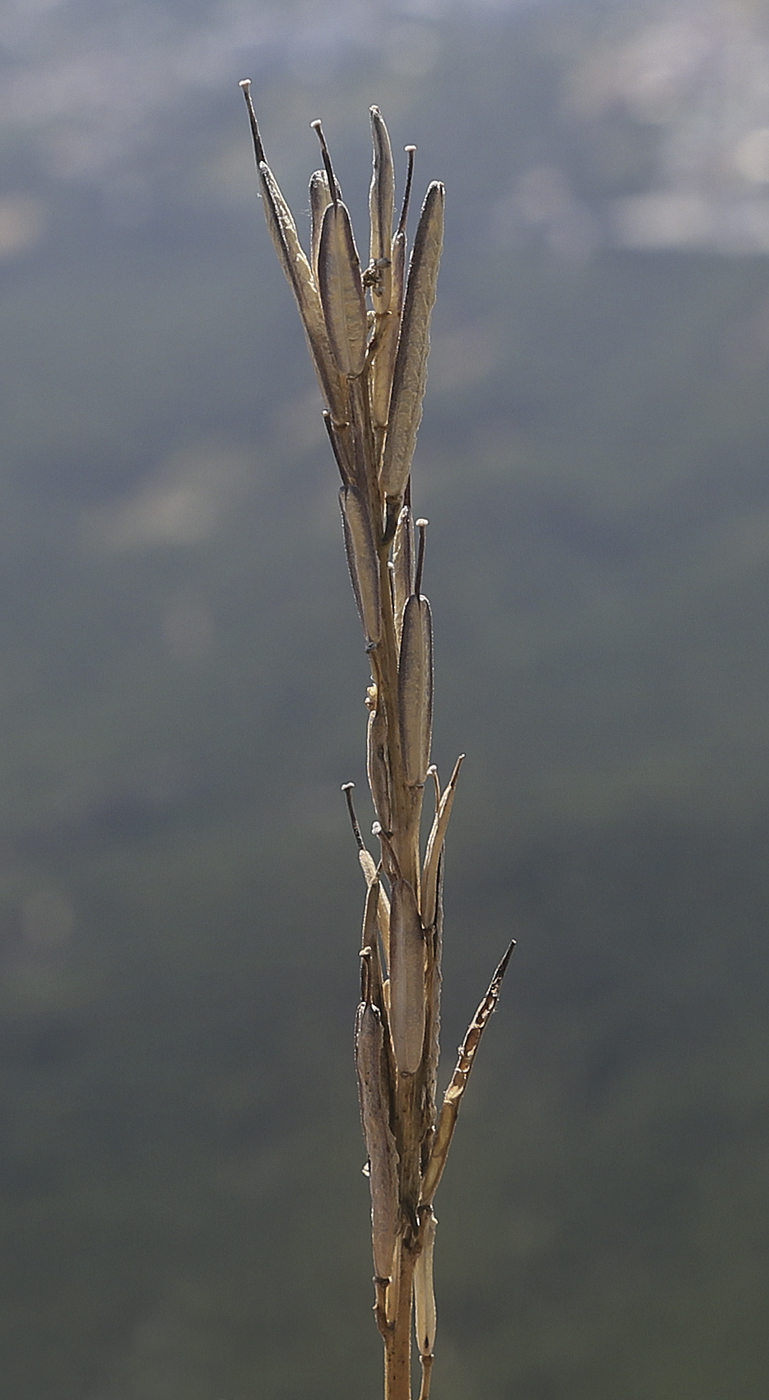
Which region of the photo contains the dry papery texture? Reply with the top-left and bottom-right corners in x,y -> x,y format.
241,85 -> 513,1400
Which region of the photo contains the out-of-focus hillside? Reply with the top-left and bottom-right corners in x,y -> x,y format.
1,2 -> 769,1398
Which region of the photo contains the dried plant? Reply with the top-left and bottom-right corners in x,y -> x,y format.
241,85 -> 513,1400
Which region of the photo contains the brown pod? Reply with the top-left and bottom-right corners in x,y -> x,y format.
389,878 -> 426,1075
309,169 -> 333,283
391,504 -> 414,644
369,106 -> 395,314
355,1001 -> 399,1281
398,592 -> 433,787
318,199 -> 369,378
414,1210 -> 437,1356
371,230 -> 406,430
380,182 -> 444,500
340,486 -> 381,648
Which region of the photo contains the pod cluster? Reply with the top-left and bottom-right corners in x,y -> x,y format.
243,91 -> 513,1399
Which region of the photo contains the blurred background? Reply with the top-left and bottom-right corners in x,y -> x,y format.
2,0 -> 769,1395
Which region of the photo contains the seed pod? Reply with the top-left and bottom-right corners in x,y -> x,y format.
391,504 -> 414,644
367,704 -> 392,833
240,86 -> 346,422
369,106 -> 395,314
340,485 -> 381,648
309,169 -> 333,283
371,231 -> 406,432
318,199 -> 368,378
355,1001 -> 399,1281
389,877 -> 425,1075
414,1210 -> 437,1356
421,753 -> 464,931
380,182 -> 444,501
398,592 -> 433,787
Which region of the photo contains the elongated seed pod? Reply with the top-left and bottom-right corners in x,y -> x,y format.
367,703 -> 392,833
309,169 -> 333,282
414,1210 -> 437,1356
371,230 -> 406,430
380,182 -> 444,500
240,87 -> 347,422
340,485 -> 381,647
421,753 -> 464,931
389,877 -> 425,1074
398,592 -> 433,787
318,199 -> 368,378
391,504 -> 414,644
355,1001 -> 399,1280
369,106 -> 395,314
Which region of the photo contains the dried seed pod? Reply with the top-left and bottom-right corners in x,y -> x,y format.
391,504 -> 414,644
313,121 -> 368,378
309,169 -> 333,282
369,106 -> 395,314
398,591 -> 433,787
340,485 -> 381,648
367,703 -> 392,833
389,877 -> 425,1075
414,1210 -> 437,1356
355,1001 -> 399,1281
380,182 -> 444,501
421,753 -> 465,931
240,85 -> 346,423
318,198 -> 369,378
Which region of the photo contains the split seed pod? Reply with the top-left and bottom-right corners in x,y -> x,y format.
367,703 -> 392,834
340,485 -> 381,647
389,877 -> 425,1075
414,1210 -> 438,1356
421,753 -> 464,931
391,504 -> 414,643
398,590 -> 433,787
240,85 -> 346,423
355,1001 -> 399,1281
380,182 -> 444,501
369,106 -> 395,314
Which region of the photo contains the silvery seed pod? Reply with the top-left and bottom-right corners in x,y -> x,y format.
398,592 -> 433,787
309,169 -> 333,283
369,106 -> 395,314
355,1001 -> 399,1281
389,877 -> 425,1075
367,703 -> 392,833
340,485 -> 381,648
318,199 -> 369,378
414,1210 -> 437,1357
380,182 -> 444,501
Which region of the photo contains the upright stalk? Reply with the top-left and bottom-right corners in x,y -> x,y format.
240,87 -> 513,1399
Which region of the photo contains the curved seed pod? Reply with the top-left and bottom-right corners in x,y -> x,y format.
389,877 -> 425,1075
309,169 -> 333,282
367,703 -> 392,833
371,230 -> 406,430
398,592 -> 433,787
340,486 -> 381,647
414,1210 -> 437,1356
391,504 -> 414,644
318,199 -> 368,378
380,182 -> 444,500
421,753 -> 465,930
369,106 -> 395,313
240,86 -> 346,422
342,783 -> 391,954
355,1001 -> 399,1281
